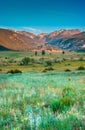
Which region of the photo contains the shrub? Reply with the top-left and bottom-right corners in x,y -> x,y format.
42,67 -> 54,72
5,57 -> 8,59
62,51 -> 65,54
65,69 -> 71,72
79,57 -> 84,61
7,69 -> 22,74
0,69 -> 2,71
63,58 -> 66,61
42,50 -> 45,55
46,67 -> 54,71
30,58 -> 35,63
50,87 -> 75,113
62,87 -> 76,98
77,66 -> 85,70
65,63 -> 71,66
8,59 -> 16,63
45,61 -> 52,67
20,57 -> 30,65
50,96 -> 74,113
50,99 -> 61,112
60,96 -> 74,108
38,58 -> 44,64
35,51 -> 38,56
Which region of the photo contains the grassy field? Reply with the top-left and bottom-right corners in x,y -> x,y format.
0,72 -> 85,129
0,51 -> 85,73
0,51 -> 85,130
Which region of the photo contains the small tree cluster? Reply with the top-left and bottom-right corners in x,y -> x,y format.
42,50 -> 45,55
35,51 -> 38,56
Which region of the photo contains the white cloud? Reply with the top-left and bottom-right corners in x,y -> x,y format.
0,26 -> 42,34
1,26 -> 85,35
0,26 -> 9,29
21,27 -> 42,34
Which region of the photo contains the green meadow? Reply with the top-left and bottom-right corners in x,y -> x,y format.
0,51 -> 85,130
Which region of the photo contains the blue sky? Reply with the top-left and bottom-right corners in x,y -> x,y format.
0,0 -> 85,34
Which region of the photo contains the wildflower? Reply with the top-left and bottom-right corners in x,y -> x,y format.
24,117 -> 29,120
21,117 -> 29,122
37,103 -> 40,106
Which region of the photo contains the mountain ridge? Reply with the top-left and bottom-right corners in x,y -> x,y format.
0,28 -> 85,52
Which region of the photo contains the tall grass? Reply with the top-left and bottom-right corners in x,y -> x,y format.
0,72 -> 85,129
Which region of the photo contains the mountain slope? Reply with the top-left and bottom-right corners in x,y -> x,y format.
40,29 -> 85,52
0,28 -> 61,52
59,32 -> 85,52
0,28 -> 85,52
0,28 -> 41,51
42,29 -> 82,45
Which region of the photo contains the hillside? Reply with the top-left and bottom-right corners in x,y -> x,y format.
39,29 -> 85,52
0,28 -> 40,51
59,32 -> 85,52
0,28 -> 85,52
0,28 -> 61,52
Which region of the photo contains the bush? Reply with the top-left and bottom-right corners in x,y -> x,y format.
42,50 -> 45,55
7,69 -> 22,74
62,51 -> 65,54
42,67 -> 54,72
77,66 -> 85,70
35,51 -> 38,56
65,69 -> 71,72
79,57 -> 84,61
60,96 -> 74,108
8,59 -> 16,63
45,61 -> 52,67
38,58 -> 44,64
50,96 -> 74,113
0,69 -> 2,71
63,58 -> 66,61
49,87 -> 75,113
20,57 -> 30,65
62,87 -> 76,97
50,99 -> 61,112
5,57 -> 8,59
30,58 -> 35,63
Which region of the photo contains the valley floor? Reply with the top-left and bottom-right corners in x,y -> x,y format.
0,51 -> 85,129
0,51 -> 85,73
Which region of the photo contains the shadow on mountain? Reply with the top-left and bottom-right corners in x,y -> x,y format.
0,45 -> 12,51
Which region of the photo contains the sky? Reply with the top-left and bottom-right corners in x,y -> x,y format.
0,0 -> 85,34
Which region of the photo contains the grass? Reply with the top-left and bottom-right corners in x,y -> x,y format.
0,72 -> 85,129
0,61 -> 85,73
0,51 -> 85,73
0,51 -> 85,129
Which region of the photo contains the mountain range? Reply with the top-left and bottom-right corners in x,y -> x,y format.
0,28 -> 85,52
